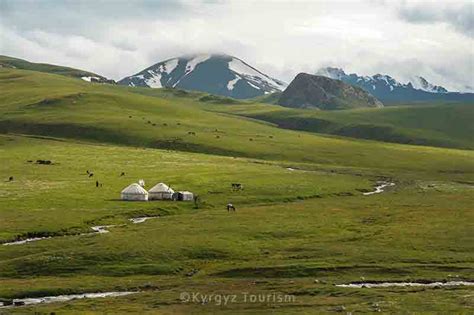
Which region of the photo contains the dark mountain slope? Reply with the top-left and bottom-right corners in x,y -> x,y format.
278,73 -> 383,110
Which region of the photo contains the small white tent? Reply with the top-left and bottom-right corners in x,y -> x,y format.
149,183 -> 174,200
121,183 -> 148,201
173,191 -> 194,201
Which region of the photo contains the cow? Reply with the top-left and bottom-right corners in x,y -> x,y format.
231,183 -> 243,190
227,203 -> 236,212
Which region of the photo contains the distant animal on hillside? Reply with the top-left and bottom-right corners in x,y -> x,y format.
8,176 -> 13,181
89,173 -> 94,178
36,159 -> 52,165
227,203 -> 236,212
96,181 -> 99,187
188,131 -> 196,135
120,172 -> 125,176
86,170 -> 90,174
231,183 -> 243,190
193,195 -> 200,207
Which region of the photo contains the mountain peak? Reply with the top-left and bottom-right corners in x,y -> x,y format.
316,67 -> 347,80
410,76 -> 448,93
119,54 -> 286,99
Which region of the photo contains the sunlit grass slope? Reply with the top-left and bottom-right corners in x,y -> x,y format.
1,68 -> 473,173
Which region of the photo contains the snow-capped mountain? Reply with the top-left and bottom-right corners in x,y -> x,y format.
410,76 -> 448,93
119,54 -> 287,99
316,67 -> 473,103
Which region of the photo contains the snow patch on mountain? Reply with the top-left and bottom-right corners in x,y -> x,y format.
227,76 -> 240,90
142,58 -> 180,88
185,54 -> 210,74
228,58 -> 286,92
146,73 -> 162,88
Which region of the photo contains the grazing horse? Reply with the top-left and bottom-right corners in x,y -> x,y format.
8,176 -> 13,181
227,203 -> 236,212
120,172 -> 125,176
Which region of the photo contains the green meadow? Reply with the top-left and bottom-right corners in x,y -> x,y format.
0,68 -> 473,313
208,102 -> 474,149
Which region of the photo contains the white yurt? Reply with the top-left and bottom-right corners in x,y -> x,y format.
173,191 -> 194,201
121,183 -> 149,201
149,182 -> 174,200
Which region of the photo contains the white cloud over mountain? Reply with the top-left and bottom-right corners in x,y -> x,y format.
0,0 -> 472,92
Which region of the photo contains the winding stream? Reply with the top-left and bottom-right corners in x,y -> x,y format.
336,280 -> 474,288
0,291 -> 137,308
2,219 -> 152,246
129,216 -> 160,224
363,181 -> 395,195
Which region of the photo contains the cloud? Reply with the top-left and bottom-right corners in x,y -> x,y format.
0,0 -> 472,92
397,1 -> 473,38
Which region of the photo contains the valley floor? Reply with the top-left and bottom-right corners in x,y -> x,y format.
0,135 -> 473,314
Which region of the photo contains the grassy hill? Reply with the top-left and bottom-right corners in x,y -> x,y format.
0,55 -> 107,80
1,68 -> 473,172
211,102 -> 474,149
1,66 -> 473,313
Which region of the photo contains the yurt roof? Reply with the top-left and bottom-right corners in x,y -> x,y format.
121,183 -> 148,195
149,183 -> 174,193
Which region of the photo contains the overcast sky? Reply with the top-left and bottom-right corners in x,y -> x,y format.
1,0 -> 473,91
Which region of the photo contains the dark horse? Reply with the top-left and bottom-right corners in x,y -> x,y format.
227,203 -> 236,212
